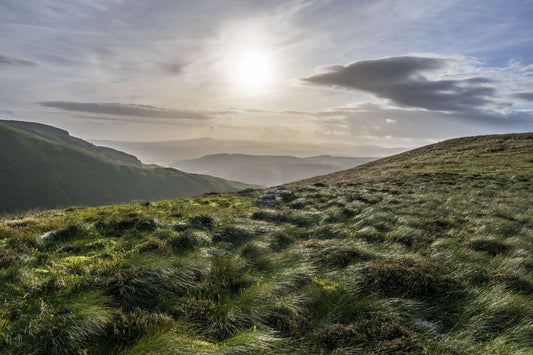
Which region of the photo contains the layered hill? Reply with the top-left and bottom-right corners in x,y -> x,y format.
0,132 -> 531,354
174,153 -> 376,186
0,122 -> 251,214
93,137 -> 404,164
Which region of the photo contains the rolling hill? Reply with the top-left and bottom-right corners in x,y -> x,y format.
174,154 -> 377,186
0,122 -> 252,214
0,132 -> 531,354
0,120 -> 143,167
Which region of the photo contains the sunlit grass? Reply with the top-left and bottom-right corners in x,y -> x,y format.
0,133 -> 531,353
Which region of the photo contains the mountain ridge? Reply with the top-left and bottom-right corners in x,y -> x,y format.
0,122 -> 253,214
0,120 -> 143,167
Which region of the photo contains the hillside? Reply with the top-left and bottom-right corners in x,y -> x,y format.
0,120 -> 143,167
0,123 -> 251,214
174,154 -> 376,186
0,133 -> 532,354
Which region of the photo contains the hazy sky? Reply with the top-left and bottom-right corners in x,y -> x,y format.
1,0 -> 533,151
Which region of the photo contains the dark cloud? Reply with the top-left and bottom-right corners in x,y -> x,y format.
158,60 -> 188,76
39,102 -> 210,120
0,54 -> 37,67
301,56 -> 497,114
513,92 -> 533,101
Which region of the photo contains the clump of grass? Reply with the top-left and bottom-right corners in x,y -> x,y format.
213,224 -> 255,246
269,231 -> 295,251
188,214 -> 215,230
19,292 -> 113,354
355,226 -> 383,243
168,232 -> 201,252
105,266 -> 195,310
0,249 -> 20,268
289,198 -> 307,210
94,215 -> 159,237
311,224 -> 349,240
313,240 -> 372,268
464,288 -> 533,342
99,307 -> 174,352
317,314 -> 421,354
216,328 -> 297,354
40,223 -> 85,243
251,209 -> 285,223
468,238 -> 511,256
360,258 -> 462,301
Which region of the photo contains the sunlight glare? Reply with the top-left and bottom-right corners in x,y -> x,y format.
232,49 -> 274,93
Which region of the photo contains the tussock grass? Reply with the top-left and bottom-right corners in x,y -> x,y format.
0,133 -> 532,353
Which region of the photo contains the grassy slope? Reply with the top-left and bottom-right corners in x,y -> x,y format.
0,132 -> 532,354
0,123 -> 251,214
0,120 -> 143,167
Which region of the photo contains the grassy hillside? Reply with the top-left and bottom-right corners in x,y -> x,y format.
0,120 -> 143,167
0,123 -> 251,214
0,133 -> 532,354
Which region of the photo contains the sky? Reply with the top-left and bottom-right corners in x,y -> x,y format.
1,0 -> 533,153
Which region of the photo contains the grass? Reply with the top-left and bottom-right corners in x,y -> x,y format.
0,132 -> 532,353
0,123 -> 253,214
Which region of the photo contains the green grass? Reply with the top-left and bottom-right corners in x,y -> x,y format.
0,123 -> 253,214
0,132 -> 532,353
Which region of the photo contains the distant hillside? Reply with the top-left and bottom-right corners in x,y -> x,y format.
0,120 -> 143,167
93,137 -> 405,164
0,132 -> 531,354
0,123 -> 252,214
175,153 -> 377,186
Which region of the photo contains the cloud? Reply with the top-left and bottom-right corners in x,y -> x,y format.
513,92 -> 533,101
157,60 -> 189,76
39,102 -> 210,120
0,54 -> 37,67
301,56 -> 498,114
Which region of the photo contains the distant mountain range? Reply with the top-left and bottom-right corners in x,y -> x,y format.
174,153 -> 378,186
0,121 -> 252,214
92,137 -> 406,165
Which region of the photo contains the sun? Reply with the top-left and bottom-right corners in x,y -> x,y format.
231,48 -> 274,93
